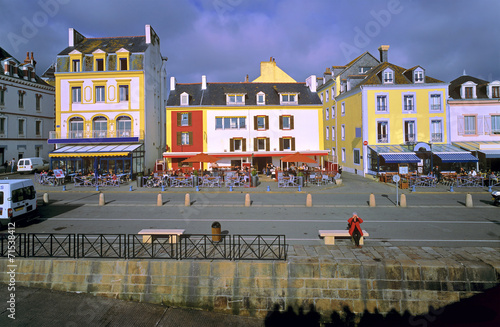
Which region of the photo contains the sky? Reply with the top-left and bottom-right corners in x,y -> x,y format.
1,0 -> 499,86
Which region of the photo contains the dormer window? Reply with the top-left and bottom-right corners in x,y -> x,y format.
383,69 -> 394,84
487,81 -> 500,99
280,93 -> 298,105
3,59 -> 17,77
227,94 -> 245,105
256,92 -> 265,105
92,49 -> 106,72
414,69 -> 424,83
461,81 -> 477,99
72,59 -> 80,72
180,92 -> 189,106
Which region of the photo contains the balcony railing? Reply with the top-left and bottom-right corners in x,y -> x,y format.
405,134 -> 416,142
377,135 -> 388,143
431,133 -> 442,142
49,130 -> 144,141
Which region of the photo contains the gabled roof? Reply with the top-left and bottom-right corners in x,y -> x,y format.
358,62 -> 444,86
448,75 -> 490,99
58,36 -> 148,56
0,46 -> 53,87
167,82 -> 321,107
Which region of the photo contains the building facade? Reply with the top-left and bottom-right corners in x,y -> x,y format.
0,47 -> 55,167
50,25 -> 166,176
448,74 -> 500,171
165,59 -> 328,172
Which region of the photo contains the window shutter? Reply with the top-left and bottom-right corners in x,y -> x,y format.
279,138 -> 284,151
265,116 -> 269,130
229,138 -> 234,152
187,113 -> 192,126
290,116 -> 294,129
254,116 -> 258,130
177,113 -> 181,126
484,116 -> 491,135
188,132 -> 193,145
242,138 -> 246,152
477,116 -> 484,135
291,137 -> 295,151
254,138 -> 258,151
457,116 -> 464,136
266,137 -> 270,151
279,116 -> 283,130
177,132 -> 181,145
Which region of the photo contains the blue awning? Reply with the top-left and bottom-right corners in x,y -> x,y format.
380,153 -> 421,163
434,152 -> 478,162
479,150 -> 500,159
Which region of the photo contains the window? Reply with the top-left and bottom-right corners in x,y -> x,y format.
331,126 -> 335,141
216,116 -> 248,130
331,147 -> 335,157
120,58 -> 128,71
403,95 -> 414,111
215,117 -> 223,129
332,106 -> 335,118
464,116 -> 476,135
36,95 -> 41,111
326,107 -> 329,120
279,115 -> 293,130
341,124 -> 345,140
72,87 -> 81,103
69,117 -> 84,138
234,139 -> 242,151
18,91 -> 25,108
377,121 -> 388,143
383,71 -> 393,83
18,118 -> 25,136
492,86 -> 500,98
376,95 -> 387,112
257,138 -> 266,150
326,90 -> 329,101
414,70 -> 424,82
431,120 -> 442,142
359,67 -> 371,74
93,116 -> 108,138
331,87 -> 335,100
341,148 -> 346,162
256,92 -> 265,105
180,92 -> 189,106
254,115 -> 269,130
35,121 -> 42,136
325,127 -> 329,140
117,116 -> 131,137
96,59 -> 104,71
72,59 -> 80,72
280,137 -> 295,151
354,149 -> 360,165
35,146 -> 41,157
95,86 -> 105,102
254,137 -> 270,151
227,94 -> 244,105
119,85 -> 129,102
404,120 -> 416,142
430,94 -> 441,111
179,113 -> 190,126
230,138 -> 246,152
0,117 -> 5,135
341,102 -> 345,115
180,132 -> 190,145
0,87 -> 5,106
491,115 -> 500,134
280,93 -> 297,104
465,87 -> 473,99
320,93 -> 324,103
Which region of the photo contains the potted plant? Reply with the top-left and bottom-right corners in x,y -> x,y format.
251,169 -> 259,187
297,171 -> 305,187
136,172 -> 144,187
192,169 -> 199,186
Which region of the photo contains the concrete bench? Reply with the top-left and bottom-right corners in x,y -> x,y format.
138,229 -> 185,243
318,230 -> 369,245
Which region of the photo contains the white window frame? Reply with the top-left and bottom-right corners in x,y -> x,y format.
95,86 -> 105,103
119,85 -> 129,102
487,81 -> 500,99
341,148 -> 346,162
414,68 -> 424,83
72,87 -> 81,103
341,124 -> 345,140
233,138 -> 242,151
256,92 -> 265,105
227,94 -> 245,105
377,120 -> 389,143
491,115 -> 500,134
180,113 -> 189,127
376,93 -> 389,112
429,92 -> 443,112
403,119 -> 416,143
461,81 -> 477,99
325,107 -> 329,120
280,93 -> 298,105
257,138 -> 267,150
331,126 -> 335,141
331,105 -> 335,118
430,119 -> 443,142
402,92 -> 416,113
383,69 -> 394,84
341,102 -> 345,116
281,116 -> 291,130
282,137 -> 292,151
325,126 -> 329,140
180,92 -> 189,106
464,115 -> 476,135
180,132 -> 190,145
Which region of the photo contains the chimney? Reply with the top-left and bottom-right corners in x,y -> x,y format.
201,75 -> 207,90
30,52 -> 36,68
170,76 -> 176,91
24,52 -> 31,65
306,75 -> 317,93
245,74 -> 249,82
378,45 -> 390,63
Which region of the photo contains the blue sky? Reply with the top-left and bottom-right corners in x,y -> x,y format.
1,0 -> 499,85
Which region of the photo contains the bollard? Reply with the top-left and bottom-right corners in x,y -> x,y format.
129,185 -> 133,191
196,185 -> 200,192
229,185 -> 233,192
369,193 -> 376,207
466,193 -> 473,207
43,193 -> 49,205
157,193 -> 163,206
245,193 -> 251,207
211,221 -> 221,242
99,193 -> 105,206
162,185 -> 165,192
96,185 -> 99,192
185,193 -> 190,206
450,185 -> 454,192
298,185 -> 302,192
267,185 -> 270,192
411,185 -> 416,192
488,185 -> 492,192
62,185 -> 66,191
306,193 -> 312,207
400,194 -> 407,207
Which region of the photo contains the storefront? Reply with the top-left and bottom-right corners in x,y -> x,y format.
49,144 -> 144,178
453,141 -> 500,171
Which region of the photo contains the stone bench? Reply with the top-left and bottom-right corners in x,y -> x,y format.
138,229 -> 185,243
318,230 -> 369,245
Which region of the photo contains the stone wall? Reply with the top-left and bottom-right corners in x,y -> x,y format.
1,255 -> 498,320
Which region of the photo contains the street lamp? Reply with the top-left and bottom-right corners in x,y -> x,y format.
429,140 -> 433,173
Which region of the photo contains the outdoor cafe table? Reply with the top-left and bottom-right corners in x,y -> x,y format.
169,176 -> 193,187
456,175 -> 484,187
409,175 -> 437,187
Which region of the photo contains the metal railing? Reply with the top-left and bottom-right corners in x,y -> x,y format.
0,233 -> 287,261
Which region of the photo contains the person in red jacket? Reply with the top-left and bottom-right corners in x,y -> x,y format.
348,212 -> 364,248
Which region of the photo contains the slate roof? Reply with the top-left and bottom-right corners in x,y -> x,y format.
448,75 -> 490,99
0,46 -> 53,87
58,36 -> 148,55
358,62 -> 444,86
167,82 -> 322,106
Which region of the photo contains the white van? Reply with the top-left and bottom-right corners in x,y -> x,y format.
17,157 -> 49,174
0,179 -> 38,227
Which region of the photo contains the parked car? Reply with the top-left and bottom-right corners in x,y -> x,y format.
17,157 -> 49,174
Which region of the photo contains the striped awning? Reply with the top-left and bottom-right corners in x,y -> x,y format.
49,144 -> 142,158
479,150 -> 500,159
380,153 -> 421,163
434,152 -> 478,162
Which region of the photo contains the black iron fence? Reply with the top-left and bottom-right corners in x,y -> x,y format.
0,233 -> 287,261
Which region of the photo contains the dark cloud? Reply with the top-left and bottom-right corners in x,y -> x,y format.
0,0 -> 498,84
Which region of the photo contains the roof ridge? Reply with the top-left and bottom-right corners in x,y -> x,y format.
86,35 -> 145,39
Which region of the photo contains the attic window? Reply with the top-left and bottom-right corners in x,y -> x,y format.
414,70 -> 424,83
256,92 -> 265,105
383,70 -> 393,84
227,94 -> 245,105
180,92 -> 189,106
460,81 -> 477,99
280,93 -> 298,105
